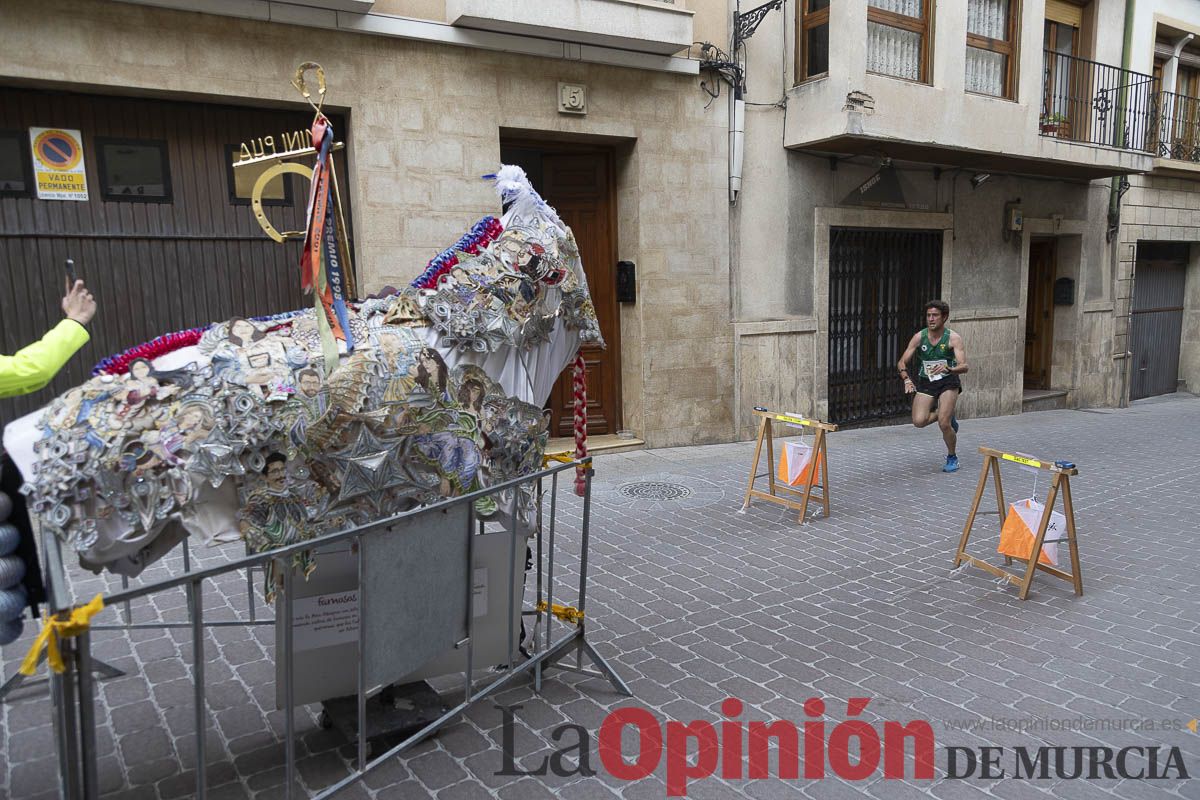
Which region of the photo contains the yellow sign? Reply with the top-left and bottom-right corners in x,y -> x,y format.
1002,453 -> 1043,469
29,127 -> 88,201
776,414 -> 814,427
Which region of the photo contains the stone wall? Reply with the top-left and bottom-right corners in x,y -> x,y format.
0,0 -> 733,448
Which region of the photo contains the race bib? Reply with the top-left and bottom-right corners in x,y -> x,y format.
923,359 -> 948,381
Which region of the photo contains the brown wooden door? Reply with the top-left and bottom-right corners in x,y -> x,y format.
0,88 -> 351,421
543,153 -> 619,436
1024,239 -> 1056,389
500,145 -> 620,437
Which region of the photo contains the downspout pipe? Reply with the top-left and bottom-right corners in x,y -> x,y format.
1109,0 -> 1136,221
1114,0 -> 1136,406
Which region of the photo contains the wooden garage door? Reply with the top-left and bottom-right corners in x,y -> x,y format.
0,88 -> 352,420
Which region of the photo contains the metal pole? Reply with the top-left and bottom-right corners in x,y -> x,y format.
282,562 -> 296,800
248,567 -> 257,623
534,477 -> 544,691
356,536 -> 367,771
76,631 -> 100,799
121,575 -> 131,625
507,490 -> 519,670
190,578 -> 207,799
57,636 -> 82,799
464,502 -> 475,702
576,467 -> 594,670
544,471 -> 558,657
49,668 -> 76,799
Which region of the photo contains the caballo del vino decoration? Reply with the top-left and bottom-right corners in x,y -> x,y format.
4,65 -> 601,601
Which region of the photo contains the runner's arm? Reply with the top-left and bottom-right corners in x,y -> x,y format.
949,332 -> 969,375
898,333 -> 919,391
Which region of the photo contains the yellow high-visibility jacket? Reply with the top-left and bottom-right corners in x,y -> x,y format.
0,319 -> 89,399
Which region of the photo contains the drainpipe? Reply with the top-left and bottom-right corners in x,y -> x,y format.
1108,0 -> 1136,223
730,84 -> 745,204
1113,0 -> 1136,407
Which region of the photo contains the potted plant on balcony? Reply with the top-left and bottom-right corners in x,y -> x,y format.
1040,112 -> 1070,138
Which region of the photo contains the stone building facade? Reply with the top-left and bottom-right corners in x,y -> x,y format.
1114,0 -> 1200,402
2,0 -> 1197,450
0,0 -> 734,448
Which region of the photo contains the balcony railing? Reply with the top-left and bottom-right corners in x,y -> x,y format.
1152,91 -> 1200,163
1040,50 -> 1157,152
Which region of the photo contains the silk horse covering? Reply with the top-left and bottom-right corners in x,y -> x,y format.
6,167 -> 603,598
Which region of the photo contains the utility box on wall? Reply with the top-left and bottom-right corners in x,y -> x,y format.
617,261 -> 636,303
1054,277 -> 1075,306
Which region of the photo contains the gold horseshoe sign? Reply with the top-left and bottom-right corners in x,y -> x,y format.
231,62 -> 355,300
251,163 -> 313,243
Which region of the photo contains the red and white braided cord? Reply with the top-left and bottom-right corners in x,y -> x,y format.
572,352 -> 587,496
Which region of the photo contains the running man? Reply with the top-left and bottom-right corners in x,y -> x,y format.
898,300 -> 969,472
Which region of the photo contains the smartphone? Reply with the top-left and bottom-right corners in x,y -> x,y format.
64,258 -> 77,285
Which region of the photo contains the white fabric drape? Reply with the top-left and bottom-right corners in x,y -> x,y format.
867,22 -> 922,80
967,0 -> 1008,39
868,0 -> 920,15
966,47 -> 1006,96
965,0 -> 1009,97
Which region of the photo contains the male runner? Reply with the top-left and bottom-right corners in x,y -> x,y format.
898,300 -> 969,472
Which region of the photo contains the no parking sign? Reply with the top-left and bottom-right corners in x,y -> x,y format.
29,127 -> 89,201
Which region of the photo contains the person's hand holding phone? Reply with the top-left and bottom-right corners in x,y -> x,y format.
62,277 -> 96,327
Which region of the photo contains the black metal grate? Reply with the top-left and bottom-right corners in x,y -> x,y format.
828,227 -> 942,427
616,481 -> 693,501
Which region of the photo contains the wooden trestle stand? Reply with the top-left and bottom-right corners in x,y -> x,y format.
742,409 -> 837,523
954,446 -> 1083,600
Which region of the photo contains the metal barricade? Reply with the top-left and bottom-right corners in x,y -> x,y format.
28,458 -> 627,799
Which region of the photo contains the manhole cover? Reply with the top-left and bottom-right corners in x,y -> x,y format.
616,481 -> 693,501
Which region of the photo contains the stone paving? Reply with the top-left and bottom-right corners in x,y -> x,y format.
2,393 -> 1199,799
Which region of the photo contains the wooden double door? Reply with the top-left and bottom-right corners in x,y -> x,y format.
499,144 -> 621,437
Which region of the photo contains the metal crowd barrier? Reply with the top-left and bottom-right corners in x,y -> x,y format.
26,458 -> 628,799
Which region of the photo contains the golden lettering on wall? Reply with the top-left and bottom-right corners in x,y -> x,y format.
236,130 -> 316,165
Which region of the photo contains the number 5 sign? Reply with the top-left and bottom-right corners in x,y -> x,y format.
558,83 -> 587,115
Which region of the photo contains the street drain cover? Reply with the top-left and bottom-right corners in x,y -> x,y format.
617,481 -> 693,501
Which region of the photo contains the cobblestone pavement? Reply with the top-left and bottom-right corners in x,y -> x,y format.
2,394 -> 1199,799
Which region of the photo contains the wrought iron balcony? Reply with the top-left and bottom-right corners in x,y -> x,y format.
1152,91 -> 1200,163
1040,50 -> 1157,153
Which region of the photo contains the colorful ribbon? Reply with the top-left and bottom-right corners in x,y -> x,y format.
19,594 -> 105,676
301,114 -> 353,369
410,217 -> 504,289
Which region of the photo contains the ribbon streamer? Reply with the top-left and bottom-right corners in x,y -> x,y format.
300,114 -> 353,369
19,594 -> 105,676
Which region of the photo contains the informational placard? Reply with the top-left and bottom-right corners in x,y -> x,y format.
276,504 -> 472,709
29,127 -> 88,201
292,590 -> 359,652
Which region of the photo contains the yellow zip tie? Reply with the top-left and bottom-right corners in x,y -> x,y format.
536,601 -> 584,625
542,452 -> 574,467
19,594 -> 105,676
